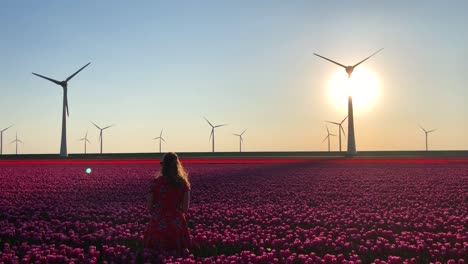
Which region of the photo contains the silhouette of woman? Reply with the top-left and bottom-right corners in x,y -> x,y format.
144,152 -> 191,255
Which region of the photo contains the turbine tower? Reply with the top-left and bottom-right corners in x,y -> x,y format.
325,116 -> 348,152
10,132 -> 23,155
153,129 -> 166,153
91,121 -> 114,154
204,117 -> 227,153
32,63 -> 91,157
233,129 -> 247,152
78,130 -> 91,154
0,125 -> 13,155
420,125 -> 436,151
314,49 -> 383,156
322,126 -> 336,152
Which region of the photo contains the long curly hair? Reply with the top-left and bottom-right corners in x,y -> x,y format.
157,152 -> 190,189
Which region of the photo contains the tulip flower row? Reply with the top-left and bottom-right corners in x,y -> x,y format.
0,162 -> 466,263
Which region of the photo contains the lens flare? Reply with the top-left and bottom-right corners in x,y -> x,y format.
327,66 -> 381,113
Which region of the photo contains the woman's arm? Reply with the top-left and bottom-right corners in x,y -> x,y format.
182,190 -> 190,213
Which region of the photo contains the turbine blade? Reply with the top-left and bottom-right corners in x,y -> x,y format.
313,53 -> 347,68
215,124 -> 227,128
330,134 -> 337,136
209,129 -> 214,141
18,140 -> 23,143
322,135 -> 329,143
32,73 -> 62,85
419,125 -> 427,133
160,129 -> 163,137
153,137 -> 160,140
66,62 -> 91,82
233,133 -> 240,136
340,125 -> 346,137
352,48 -> 384,68
241,129 -> 247,135
10,140 -> 16,144
325,121 -> 340,125
102,124 -> 114,130
428,129 -> 437,133
1,125 -> 13,132
86,139 -> 91,144
91,121 -> 102,130
161,138 -> 166,143
204,117 -> 214,127
65,94 -> 69,117
326,126 -> 330,134
341,116 -> 348,124
85,129 -> 88,138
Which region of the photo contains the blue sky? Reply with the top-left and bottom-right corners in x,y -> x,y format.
1,1 -> 467,153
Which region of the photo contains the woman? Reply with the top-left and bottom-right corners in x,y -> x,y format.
144,152 -> 191,255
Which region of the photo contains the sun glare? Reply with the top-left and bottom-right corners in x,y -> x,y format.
327,67 -> 381,113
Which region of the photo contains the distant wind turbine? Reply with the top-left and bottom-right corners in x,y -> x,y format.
233,129 -> 247,152
91,121 -> 114,154
204,117 -> 227,152
0,125 -> 13,155
10,132 -> 23,155
32,63 -> 91,157
322,126 -> 336,152
420,125 -> 437,151
78,130 -> 91,154
325,116 -> 348,152
153,129 -> 166,153
314,49 -> 383,156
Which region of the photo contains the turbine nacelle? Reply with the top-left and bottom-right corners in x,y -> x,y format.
346,67 -> 354,78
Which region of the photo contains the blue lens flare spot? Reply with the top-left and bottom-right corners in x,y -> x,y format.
86,168 -> 92,174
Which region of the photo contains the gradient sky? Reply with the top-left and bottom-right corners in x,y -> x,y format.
1,1 -> 467,154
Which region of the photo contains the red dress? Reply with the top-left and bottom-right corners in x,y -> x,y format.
144,176 -> 191,252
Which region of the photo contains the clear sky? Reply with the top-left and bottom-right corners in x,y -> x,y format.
1,0 -> 467,154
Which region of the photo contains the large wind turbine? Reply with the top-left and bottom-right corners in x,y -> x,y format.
233,129 -> 247,152
0,125 -> 13,155
204,117 -> 227,152
10,132 -> 23,155
153,129 -> 166,153
78,130 -> 91,154
325,116 -> 348,152
91,122 -> 114,154
32,63 -> 91,157
314,49 -> 383,155
322,126 -> 336,152
420,125 -> 436,151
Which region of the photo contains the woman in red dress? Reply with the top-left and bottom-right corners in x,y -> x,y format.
144,152 -> 191,255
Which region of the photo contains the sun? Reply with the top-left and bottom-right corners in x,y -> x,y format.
327,66 -> 381,113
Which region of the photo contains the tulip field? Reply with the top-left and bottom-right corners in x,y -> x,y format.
0,159 -> 467,263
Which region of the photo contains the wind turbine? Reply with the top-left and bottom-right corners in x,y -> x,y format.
233,129 -> 247,152
314,49 -> 383,155
10,132 -> 23,155
78,130 -> 91,154
325,116 -> 348,152
91,121 -> 114,154
322,126 -> 336,152
32,62 -> 91,157
0,125 -> 13,155
420,125 -> 436,151
153,129 -> 166,153
204,117 -> 227,152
